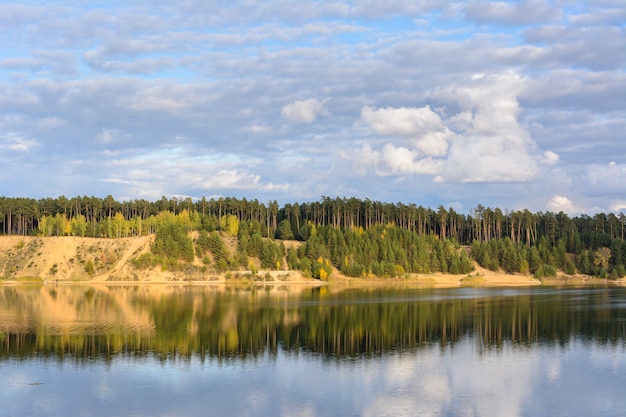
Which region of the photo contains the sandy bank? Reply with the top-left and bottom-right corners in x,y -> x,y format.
2,235 -> 623,287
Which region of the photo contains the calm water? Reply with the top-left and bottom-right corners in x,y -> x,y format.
1,284 -> 625,417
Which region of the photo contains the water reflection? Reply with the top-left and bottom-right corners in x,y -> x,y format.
1,285 -> 625,361
2,285 -> 626,417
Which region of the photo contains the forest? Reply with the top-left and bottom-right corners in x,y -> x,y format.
1,195 -> 625,279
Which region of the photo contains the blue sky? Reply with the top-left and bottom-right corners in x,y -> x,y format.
0,0 -> 624,215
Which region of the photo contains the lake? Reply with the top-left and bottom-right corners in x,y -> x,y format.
1,284 -> 625,417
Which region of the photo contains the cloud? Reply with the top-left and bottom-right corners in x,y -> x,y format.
433,71 -> 543,183
609,202 -> 626,212
281,98 -> 329,123
521,26 -> 626,71
0,135 -> 37,152
381,144 -> 443,175
547,195 -> 576,214
96,128 -> 131,144
541,150 -> 559,165
348,143 -> 381,176
0,0 -> 624,212
519,70 -> 626,114
361,105 -> 444,137
465,0 -> 562,25
358,71 -> 546,184
192,169 -> 261,190
361,105 -> 453,157
569,8 -> 626,26
585,162 -> 626,193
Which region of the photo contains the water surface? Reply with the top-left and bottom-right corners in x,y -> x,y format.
1,284 -> 625,416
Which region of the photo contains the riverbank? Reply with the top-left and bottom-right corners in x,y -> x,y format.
1,235 -> 623,287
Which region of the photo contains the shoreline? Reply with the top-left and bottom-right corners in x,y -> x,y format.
2,272 -> 624,287
2,235 -> 624,288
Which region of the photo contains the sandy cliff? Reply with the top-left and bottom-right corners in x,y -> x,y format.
0,235 -> 154,281
0,235 -> 315,283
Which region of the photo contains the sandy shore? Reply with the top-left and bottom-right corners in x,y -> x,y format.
2,271 -> 623,287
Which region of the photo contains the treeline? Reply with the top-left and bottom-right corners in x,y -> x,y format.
131,211 -> 474,279
1,195 -> 625,278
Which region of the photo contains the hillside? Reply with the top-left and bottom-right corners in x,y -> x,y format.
0,235 -> 152,282
0,235 -> 549,286
0,235 -> 313,283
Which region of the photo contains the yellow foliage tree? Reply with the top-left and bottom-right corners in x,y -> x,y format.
319,268 -> 328,281
594,247 -> 611,270
219,214 -> 239,237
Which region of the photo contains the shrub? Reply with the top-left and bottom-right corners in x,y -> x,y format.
132,253 -> 161,270
85,259 -> 95,275
534,264 -> 557,279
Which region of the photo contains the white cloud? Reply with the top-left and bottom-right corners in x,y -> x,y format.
541,150 -> 559,165
547,195 -> 576,213
585,162 -> 626,193
358,71 -> 544,184
344,142 -> 444,177
433,71 -> 541,183
361,105 -> 444,138
381,144 -> 443,175
348,143 -> 381,176
281,98 -> 329,123
193,169 -> 260,190
361,105 -> 453,157
0,135 -> 38,152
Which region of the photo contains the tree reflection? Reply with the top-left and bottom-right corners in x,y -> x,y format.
1,286 -> 625,361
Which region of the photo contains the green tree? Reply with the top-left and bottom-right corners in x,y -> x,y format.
276,219 -> 294,240
71,214 -> 88,237
152,213 -> 194,261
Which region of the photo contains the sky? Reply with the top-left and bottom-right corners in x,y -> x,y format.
0,0 -> 625,215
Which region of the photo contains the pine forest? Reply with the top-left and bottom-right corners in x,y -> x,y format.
1,195 -> 625,280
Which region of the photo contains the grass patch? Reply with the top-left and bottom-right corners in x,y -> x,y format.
461,273 -> 486,285
15,276 -> 44,283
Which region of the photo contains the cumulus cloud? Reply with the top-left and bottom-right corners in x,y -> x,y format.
358,71 -> 546,184
281,98 -> 329,123
547,195 -> 576,214
381,144 -> 443,175
432,71 -> 543,183
361,105 -> 443,137
361,105 -> 453,157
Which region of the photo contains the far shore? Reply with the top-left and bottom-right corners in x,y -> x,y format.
1,235 -> 624,288
2,271 -> 624,288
